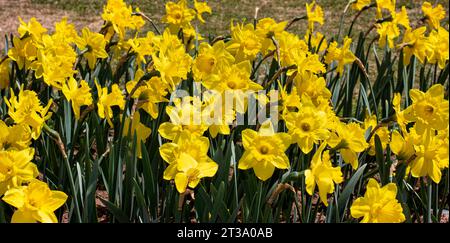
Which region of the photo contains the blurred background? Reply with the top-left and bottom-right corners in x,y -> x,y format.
0,0 -> 448,51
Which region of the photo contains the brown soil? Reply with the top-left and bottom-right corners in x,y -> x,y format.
0,0 -> 103,52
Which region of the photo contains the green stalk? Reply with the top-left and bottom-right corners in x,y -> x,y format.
64,156 -> 83,223
427,181 -> 432,223
44,124 -> 82,223
256,181 -> 263,222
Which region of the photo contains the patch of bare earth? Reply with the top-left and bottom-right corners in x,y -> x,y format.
0,0 -> 103,52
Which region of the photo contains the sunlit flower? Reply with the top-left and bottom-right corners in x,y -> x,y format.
62,78 -> 93,120
76,27 -> 109,69
0,148 -> 38,196
2,179 -> 68,223
325,37 -> 356,75
122,112 -> 151,159
194,0 -> 212,23
421,2 -> 446,30
95,81 -> 126,127
4,86 -> 53,140
351,178 -> 405,223
306,1 -> 324,31
238,120 -> 291,181
403,84 -> 449,134
305,142 -> 343,206
159,131 -> 217,193
327,122 -> 368,169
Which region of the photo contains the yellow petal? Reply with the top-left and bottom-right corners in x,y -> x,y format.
242,129 -> 258,149
33,210 -> 58,223
159,143 -> 178,164
11,209 -> 37,223
304,169 -> 315,196
2,187 -> 26,208
341,148 -> 358,169
238,151 -> 255,170
42,191 -> 68,212
177,153 -> 198,172
197,162 -> 219,178
253,161 -> 275,181
175,173 -> 189,193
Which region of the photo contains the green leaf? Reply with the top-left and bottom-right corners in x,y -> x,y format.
99,198 -> 130,223
337,163 -> 367,220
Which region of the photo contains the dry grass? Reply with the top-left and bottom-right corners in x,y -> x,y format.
1,0 -> 448,73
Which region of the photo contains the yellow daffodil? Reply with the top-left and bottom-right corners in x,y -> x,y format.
305,31 -> 328,53
427,27 -> 449,69
305,142 -> 343,206
75,27 -> 108,69
126,70 -> 169,119
352,0 -> 372,11
276,31 -> 308,67
293,51 -> 325,76
158,97 -> 208,141
285,97 -> 329,154
2,179 -> 67,223
364,114 -> 389,156
0,148 -> 38,196
351,178 -> 405,223
126,32 -> 155,65
153,30 -> 192,90
162,0 -> 196,27
421,2 -> 446,30
194,0 -> 212,23
327,122 -> 368,169
62,78 -> 93,120
0,58 -> 10,90
269,83 -> 301,117
7,37 -> 37,70
400,27 -> 432,65
325,37 -> 356,75
403,84 -> 449,134
0,121 -> 32,151
376,6 -> 410,48
31,34 -> 77,89
390,130 -> 415,161
306,1 -> 324,31
174,153 -> 218,193
201,93 -> 235,138
294,72 -> 331,106
375,0 -> 395,19
203,61 -> 262,113
4,87 -> 53,140
238,120 -> 291,181
410,130 -> 449,183
101,0 -> 144,39
17,17 -> 47,41
192,41 -> 235,82
159,131 -> 217,193
123,112 -> 151,159
393,93 -> 407,133
227,22 -> 262,62
53,17 -> 79,44
255,18 -> 288,54
95,81 -> 126,127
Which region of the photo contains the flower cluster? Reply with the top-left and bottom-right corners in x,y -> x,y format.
0,0 -> 448,223
1,88 -> 67,223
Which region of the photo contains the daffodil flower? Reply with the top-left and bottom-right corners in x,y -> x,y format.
238,120 -> 291,181
351,178 -> 405,223
2,180 -> 68,223
305,142 -> 343,206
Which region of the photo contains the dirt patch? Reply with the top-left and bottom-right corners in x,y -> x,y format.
0,0 -> 103,53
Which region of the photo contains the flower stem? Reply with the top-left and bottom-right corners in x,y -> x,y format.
427,181 -> 432,223
256,181 -> 263,222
